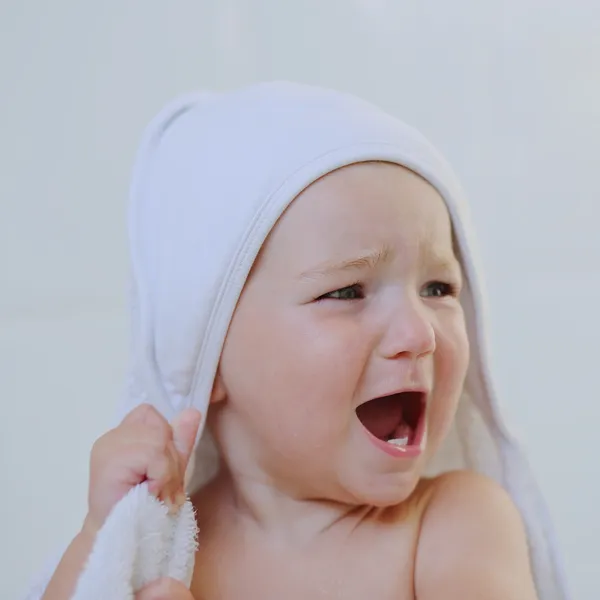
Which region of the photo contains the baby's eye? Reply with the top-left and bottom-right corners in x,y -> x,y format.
317,283 -> 365,301
421,281 -> 457,298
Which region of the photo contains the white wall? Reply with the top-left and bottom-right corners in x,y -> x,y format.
1,1 -> 598,597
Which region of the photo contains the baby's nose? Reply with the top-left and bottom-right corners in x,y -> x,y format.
378,303 -> 436,360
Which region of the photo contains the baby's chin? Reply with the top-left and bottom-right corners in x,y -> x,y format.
335,469 -> 424,509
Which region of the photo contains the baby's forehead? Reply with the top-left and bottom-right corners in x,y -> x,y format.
250,162 -> 459,275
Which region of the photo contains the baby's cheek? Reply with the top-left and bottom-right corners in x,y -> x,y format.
429,318 -> 470,433
437,310 -> 470,382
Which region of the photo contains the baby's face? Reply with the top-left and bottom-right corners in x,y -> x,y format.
213,162 -> 469,506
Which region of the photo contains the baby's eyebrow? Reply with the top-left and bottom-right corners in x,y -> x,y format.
299,245 -> 394,281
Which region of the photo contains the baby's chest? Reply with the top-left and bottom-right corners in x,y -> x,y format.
191,535 -> 416,600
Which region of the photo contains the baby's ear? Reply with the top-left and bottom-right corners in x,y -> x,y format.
210,368 -> 227,404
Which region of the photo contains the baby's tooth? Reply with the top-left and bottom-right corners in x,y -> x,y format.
387,437 -> 409,447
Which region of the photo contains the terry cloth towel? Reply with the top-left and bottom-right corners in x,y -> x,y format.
25,81 -> 570,600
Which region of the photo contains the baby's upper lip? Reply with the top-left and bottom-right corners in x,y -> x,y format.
358,385 -> 430,407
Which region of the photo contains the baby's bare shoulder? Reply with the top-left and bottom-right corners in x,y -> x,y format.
413,470 -> 538,600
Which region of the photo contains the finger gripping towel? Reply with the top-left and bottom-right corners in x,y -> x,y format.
25,81 -> 570,600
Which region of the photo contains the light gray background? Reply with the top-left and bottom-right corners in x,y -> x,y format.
1,1 -> 598,598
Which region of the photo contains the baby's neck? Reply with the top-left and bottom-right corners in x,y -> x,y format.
192,468 -> 373,548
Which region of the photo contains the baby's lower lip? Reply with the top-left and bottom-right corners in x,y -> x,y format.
360,419 -> 426,459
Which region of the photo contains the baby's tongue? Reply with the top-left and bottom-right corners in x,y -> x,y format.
356,396 -> 403,440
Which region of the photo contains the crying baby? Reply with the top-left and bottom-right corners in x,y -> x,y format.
39,82 -> 566,600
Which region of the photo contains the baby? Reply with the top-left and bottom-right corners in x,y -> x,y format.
39,82 -> 562,600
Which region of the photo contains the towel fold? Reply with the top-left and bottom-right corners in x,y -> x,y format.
25,484 -> 197,600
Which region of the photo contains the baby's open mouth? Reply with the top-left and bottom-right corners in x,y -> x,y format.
355,392 -> 425,447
